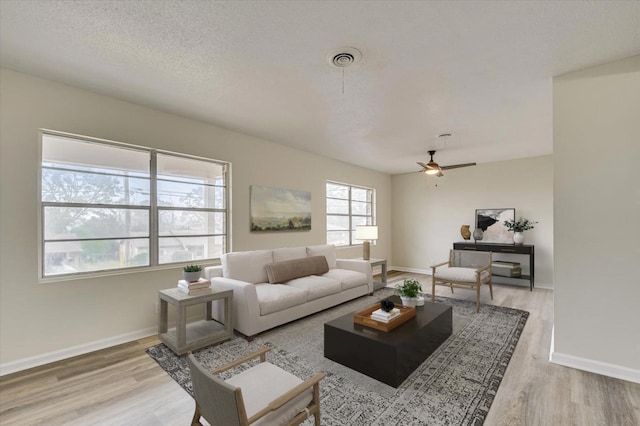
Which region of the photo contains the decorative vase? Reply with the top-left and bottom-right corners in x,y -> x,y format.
400,296 -> 417,307
513,232 -> 524,246
460,225 -> 471,240
473,228 -> 484,242
183,271 -> 201,283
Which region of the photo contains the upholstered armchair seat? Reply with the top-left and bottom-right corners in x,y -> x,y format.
225,362 -> 313,425
431,249 -> 493,312
433,267 -> 491,282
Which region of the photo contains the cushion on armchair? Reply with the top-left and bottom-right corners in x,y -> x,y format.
434,266 -> 490,282
265,256 -> 330,284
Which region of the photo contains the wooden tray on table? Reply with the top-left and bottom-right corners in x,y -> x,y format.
353,303 -> 416,332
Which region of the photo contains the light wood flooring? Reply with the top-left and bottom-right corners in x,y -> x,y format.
1,271 -> 639,426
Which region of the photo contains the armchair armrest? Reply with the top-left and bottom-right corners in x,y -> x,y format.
210,347 -> 271,374
431,260 -> 449,274
431,261 -> 449,269
248,372 -> 326,423
475,264 -> 491,274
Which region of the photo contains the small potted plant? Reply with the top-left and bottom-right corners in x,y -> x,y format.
396,278 -> 422,307
183,264 -> 203,282
503,217 -> 538,245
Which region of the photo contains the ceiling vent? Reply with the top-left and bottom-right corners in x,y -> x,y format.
327,47 -> 362,68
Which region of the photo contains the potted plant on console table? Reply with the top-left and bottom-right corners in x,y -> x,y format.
396,279 -> 423,307
503,217 -> 538,245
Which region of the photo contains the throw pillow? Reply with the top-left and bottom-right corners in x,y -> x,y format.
265,256 -> 329,284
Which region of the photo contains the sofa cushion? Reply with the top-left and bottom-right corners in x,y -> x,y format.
255,284 -> 307,315
434,266 -> 490,282
222,250 -> 273,284
265,256 -> 329,284
286,275 -> 342,301
306,244 -> 337,269
322,268 -> 367,291
272,246 -> 308,263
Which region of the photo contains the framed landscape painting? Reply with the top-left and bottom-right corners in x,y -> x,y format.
250,185 -> 311,232
475,208 -> 515,243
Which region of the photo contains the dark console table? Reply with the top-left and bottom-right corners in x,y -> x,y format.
453,242 -> 535,291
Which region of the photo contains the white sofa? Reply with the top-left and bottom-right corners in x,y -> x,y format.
204,244 -> 372,339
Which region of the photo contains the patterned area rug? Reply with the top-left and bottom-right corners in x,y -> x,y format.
147,288 -> 528,425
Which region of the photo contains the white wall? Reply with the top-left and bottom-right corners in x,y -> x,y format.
391,155 -> 554,287
0,69 -> 391,371
552,55 -> 640,381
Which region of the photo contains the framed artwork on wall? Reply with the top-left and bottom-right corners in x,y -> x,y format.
475,208 -> 515,243
250,185 -> 311,232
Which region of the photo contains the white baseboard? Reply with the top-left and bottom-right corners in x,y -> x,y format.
390,265 -> 432,275
550,350 -> 640,384
534,283 -> 554,290
0,326 -> 157,376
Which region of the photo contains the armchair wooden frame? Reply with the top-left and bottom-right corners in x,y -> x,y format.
188,347 -> 325,426
431,250 -> 493,313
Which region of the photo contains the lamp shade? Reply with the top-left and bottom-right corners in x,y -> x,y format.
355,225 -> 378,241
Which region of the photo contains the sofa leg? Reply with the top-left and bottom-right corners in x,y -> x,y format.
234,330 -> 255,342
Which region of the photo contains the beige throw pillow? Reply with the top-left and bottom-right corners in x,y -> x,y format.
265,256 -> 329,284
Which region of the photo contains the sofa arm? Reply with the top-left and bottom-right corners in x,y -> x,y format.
336,259 -> 374,293
204,265 -> 223,279
210,277 -> 260,336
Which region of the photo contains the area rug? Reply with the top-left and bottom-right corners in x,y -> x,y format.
147,288 -> 528,425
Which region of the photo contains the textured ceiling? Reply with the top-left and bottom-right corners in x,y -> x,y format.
1,1 -> 639,174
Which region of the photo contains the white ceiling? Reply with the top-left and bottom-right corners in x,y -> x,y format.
1,1 -> 639,174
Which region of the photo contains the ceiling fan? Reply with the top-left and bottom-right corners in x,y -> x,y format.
416,134 -> 476,177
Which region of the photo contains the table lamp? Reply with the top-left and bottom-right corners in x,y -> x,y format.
355,225 -> 378,260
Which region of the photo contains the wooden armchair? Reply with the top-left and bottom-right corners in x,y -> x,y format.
187,347 -> 325,426
431,249 -> 493,312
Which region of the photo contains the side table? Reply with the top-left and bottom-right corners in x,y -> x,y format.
355,257 -> 388,291
158,287 -> 233,355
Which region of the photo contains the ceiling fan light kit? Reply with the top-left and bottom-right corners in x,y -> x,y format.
416,134 -> 476,177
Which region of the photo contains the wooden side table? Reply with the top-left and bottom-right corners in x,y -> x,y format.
158,287 -> 233,355
355,257 -> 388,291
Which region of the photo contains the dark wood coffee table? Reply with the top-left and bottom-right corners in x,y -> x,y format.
324,295 -> 452,387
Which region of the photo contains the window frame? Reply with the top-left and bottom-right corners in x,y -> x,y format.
326,180 -> 376,247
38,129 -> 230,281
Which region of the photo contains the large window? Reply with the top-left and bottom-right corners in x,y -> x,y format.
40,131 -> 228,278
326,181 -> 375,246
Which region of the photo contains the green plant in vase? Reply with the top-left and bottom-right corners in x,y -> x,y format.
183,264 -> 203,282
396,278 -> 422,307
503,217 -> 538,245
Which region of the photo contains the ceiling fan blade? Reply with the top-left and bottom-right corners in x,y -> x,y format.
435,170 -> 444,177
417,161 -> 428,168
440,162 -> 477,170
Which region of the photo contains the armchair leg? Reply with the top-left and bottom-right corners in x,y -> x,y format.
313,383 -> 321,426
191,403 -> 202,426
450,283 -> 454,293
431,276 -> 436,303
476,284 -> 480,313
489,280 -> 494,300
